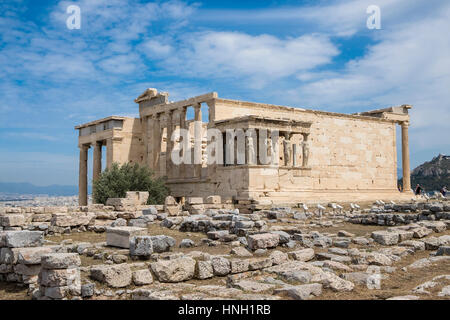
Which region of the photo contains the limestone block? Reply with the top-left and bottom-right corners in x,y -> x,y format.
288,248 -> 315,262
106,227 -> 147,249
269,250 -> 289,265
51,213 -> 95,227
14,263 -> 41,276
41,253 -> 81,269
32,214 -> 53,223
150,257 -> 196,282
230,259 -> 249,274
90,264 -> 132,288
248,257 -> 273,270
247,233 -> 280,250
205,195 -> 221,204
164,196 -> 178,206
195,260 -> 214,279
211,256 -> 231,276
126,191 -> 149,205
14,247 -> 53,265
187,204 -> 205,215
132,269 -> 153,285
412,227 -> 432,239
186,197 -> 203,205
129,236 -> 153,257
371,231 -> 399,245
128,219 -> 148,228
0,215 -> 25,227
166,205 -> 182,216
106,198 -> 127,207
397,231 -> 414,242
150,235 -> 176,253
4,231 -> 44,248
274,283 -> 322,300
39,268 -> 80,287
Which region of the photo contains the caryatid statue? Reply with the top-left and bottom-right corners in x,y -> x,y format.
246,132 -> 256,165
302,134 -> 310,167
283,134 -> 292,166
266,137 -> 274,165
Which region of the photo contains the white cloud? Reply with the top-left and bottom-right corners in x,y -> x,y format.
279,3 -> 450,168
99,54 -> 140,74
158,31 -> 339,88
141,39 -> 173,59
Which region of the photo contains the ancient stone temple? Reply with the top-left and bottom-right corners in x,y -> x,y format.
75,89 -> 413,206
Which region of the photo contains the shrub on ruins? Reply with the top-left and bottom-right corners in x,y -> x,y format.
93,163 -> 169,205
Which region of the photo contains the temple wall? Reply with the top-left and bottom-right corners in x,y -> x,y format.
212,100 -> 399,201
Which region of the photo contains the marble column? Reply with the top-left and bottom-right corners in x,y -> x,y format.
146,116 -> 154,169
194,103 -> 202,178
165,111 -> 173,178
401,121 -> 411,192
172,109 -> 182,179
141,117 -> 148,166
293,143 -> 298,167
93,141 -> 102,182
78,145 -> 89,206
106,138 -> 113,169
180,107 -> 187,178
152,114 -> 161,175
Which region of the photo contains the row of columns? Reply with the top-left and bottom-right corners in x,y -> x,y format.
78,141 -> 106,206
283,132 -> 310,167
145,103 -> 204,180
222,129 -> 310,167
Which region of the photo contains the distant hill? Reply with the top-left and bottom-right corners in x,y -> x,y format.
407,154 -> 450,192
0,182 -> 89,196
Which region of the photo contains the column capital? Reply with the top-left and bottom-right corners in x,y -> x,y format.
79,144 -> 90,150
401,121 -> 410,128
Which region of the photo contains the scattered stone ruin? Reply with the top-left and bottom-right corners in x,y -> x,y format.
1,194 -> 449,300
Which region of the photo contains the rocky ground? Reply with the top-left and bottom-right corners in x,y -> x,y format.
0,197 -> 449,300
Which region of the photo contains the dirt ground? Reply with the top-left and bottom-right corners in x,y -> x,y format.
0,282 -> 28,300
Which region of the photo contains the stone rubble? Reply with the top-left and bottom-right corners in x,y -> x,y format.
1,196 -> 450,300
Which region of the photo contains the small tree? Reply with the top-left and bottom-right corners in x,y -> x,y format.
93,162 -> 169,205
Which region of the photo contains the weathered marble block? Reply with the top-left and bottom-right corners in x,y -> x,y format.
14,247 -> 54,265
0,215 -> 25,227
4,231 -> 44,248
41,253 -> 81,269
106,227 -> 147,248
205,195 -> 221,204
129,236 -> 153,257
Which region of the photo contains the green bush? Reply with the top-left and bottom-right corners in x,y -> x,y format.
93,162 -> 169,205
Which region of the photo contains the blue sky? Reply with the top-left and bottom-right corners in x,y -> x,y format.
0,0 -> 449,186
